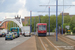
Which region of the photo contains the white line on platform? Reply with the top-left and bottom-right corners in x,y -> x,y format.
39,37 -> 47,50
46,38 -> 59,50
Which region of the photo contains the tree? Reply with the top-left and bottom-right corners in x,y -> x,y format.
58,15 -> 62,26
70,15 -> 75,31
27,15 -> 56,32
64,15 -> 71,25
7,21 -> 19,30
26,14 -> 72,32
50,15 -> 56,32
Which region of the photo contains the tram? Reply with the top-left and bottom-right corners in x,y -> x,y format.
36,23 -> 47,36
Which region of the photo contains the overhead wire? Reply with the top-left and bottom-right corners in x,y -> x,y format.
43,0 -> 50,12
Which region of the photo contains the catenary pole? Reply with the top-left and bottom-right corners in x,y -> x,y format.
49,7 -> 50,35
56,0 -> 58,41
39,15 -> 40,23
30,11 -> 32,34
34,17 -> 35,35
62,12 -> 63,35
63,0 -> 64,24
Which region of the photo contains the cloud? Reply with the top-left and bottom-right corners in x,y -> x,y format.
72,2 -> 75,5
0,0 -> 75,21
17,8 -> 30,17
0,0 -> 5,4
64,1 -> 75,15
0,12 -> 17,19
0,0 -> 30,21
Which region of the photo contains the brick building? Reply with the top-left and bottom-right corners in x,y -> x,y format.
0,21 -> 9,29
22,18 -> 25,26
25,17 -> 30,25
60,13 -> 75,17
24,16 -> 38,25
60,13 -> 69,16
24,15 -> 43,25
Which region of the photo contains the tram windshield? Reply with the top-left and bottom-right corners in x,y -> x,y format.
39,25 -> 46,30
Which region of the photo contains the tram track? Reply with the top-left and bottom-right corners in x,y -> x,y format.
36,36 -> 59,50
47,35 -> 75,50
45,37 -> 59,50
54,35 -> 75,46
58,35 -> 75,43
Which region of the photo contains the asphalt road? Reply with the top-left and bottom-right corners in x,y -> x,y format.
0,35 -> 31,50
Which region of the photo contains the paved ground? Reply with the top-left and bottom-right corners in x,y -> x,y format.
0,35 -> 30,50
12,36 -> 37,50
1,32 -> 75,50
48,35 -> 75,50
35,36 -> 56,50
35,34 -> 75,50
66,35 -> 75,40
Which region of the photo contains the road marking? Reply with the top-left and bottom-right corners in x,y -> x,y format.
6,41 -> 20,44
46,38 -> 59,50
39,37 -> 47,50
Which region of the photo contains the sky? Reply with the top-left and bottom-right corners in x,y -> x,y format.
0,0 -> 75,21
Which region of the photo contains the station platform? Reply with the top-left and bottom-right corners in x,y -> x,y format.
12,36 -> 37,50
